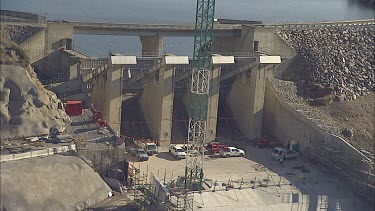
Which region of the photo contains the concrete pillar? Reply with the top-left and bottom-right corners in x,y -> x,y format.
225,56 -> 281,140
206,65 -> 221,142
139,63 -> 174,145
90,56 -> 137,135
91,65 -> 122,134
139,56 -> 188,145
181,56 -> 234,143
225,64 -> 266,140
139,36 -> 163,57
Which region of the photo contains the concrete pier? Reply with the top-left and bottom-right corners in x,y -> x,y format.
139,36 -> 163,56
91,56 -> 137,134
139,56 -> 189,145
226,56 -> 281,140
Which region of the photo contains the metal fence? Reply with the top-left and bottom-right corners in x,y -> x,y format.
1,10 -> 47,24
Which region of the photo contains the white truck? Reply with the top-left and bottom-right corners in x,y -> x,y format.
272,147 -> 299,160
169,145 -> 186,159
219,147 -> 245,157
134,140 -> 158,155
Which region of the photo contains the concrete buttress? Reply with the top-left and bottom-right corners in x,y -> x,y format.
139,59 -> 175,145
91,65 -> 122,134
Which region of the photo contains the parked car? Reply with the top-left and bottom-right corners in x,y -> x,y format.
169,145 -> 186,159
134,140 -> 158,156
272,147 -> 299,160
207,142 -> 227,154
253,137 -> 270,148
133,148 -> 149,161
219,147 -> 245,157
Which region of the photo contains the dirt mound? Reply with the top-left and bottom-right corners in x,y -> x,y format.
0,65 -> 70,139
0,155 -> 111,210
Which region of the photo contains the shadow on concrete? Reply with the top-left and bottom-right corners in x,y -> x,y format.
155,152 -> 179,161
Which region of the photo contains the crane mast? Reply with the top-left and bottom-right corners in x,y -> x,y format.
185,0 -> 216,192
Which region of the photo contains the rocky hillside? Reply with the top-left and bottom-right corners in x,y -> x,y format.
278,25 -> 374,102
269,78 -> 374,153
1,23 -> 45,44
0,38 -> 69,139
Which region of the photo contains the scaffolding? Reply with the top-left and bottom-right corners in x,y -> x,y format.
308,135 -> 375,204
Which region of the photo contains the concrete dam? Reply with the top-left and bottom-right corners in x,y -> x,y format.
11,19 -> 374,146
2,14 -> 374,208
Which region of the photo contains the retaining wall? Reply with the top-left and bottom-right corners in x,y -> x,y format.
263,78 -> 374,202
0,144 -> 76,162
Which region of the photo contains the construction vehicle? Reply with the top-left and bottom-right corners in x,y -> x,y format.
272,147 -> 299,160
134,140 -> 158,156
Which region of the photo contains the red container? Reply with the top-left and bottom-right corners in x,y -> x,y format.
64,100 -> 82,116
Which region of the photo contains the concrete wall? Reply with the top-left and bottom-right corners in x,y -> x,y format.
20,22 -> 74,63
139,65 -> 174,144
213,26 -> 255,53
45,22 -> 74,51
91,66 -> 122,134
263,79 -> 367,158
19,28 -> 46,62
263,78 -> 374,201
213,26 -> 296,58
225,64 -> 266,140
33,48 -> 79,81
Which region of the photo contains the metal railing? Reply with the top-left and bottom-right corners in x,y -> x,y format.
1,10 -> 47,24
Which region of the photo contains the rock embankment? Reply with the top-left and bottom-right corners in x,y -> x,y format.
1,24 -> 44,44
269,78 -> 374,153
278,25 -> 374,101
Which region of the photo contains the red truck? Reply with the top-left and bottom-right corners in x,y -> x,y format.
207,142 -> 227,154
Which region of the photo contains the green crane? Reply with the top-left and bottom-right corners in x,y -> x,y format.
184,0 -> 216,192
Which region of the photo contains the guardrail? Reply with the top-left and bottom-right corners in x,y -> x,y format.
0,144 -> 76,162
1,10 -> 47,24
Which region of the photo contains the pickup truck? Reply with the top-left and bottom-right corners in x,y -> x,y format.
219,147 -> 245,157
169,145 -> 186,159
272,147 -> 299,160
135,140 -> 158,155
133,148 -> 149,161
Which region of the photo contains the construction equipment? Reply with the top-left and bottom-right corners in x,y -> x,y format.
184,0 -> 216,192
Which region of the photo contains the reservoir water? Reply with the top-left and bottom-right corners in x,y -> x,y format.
2,0 -> 374,56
